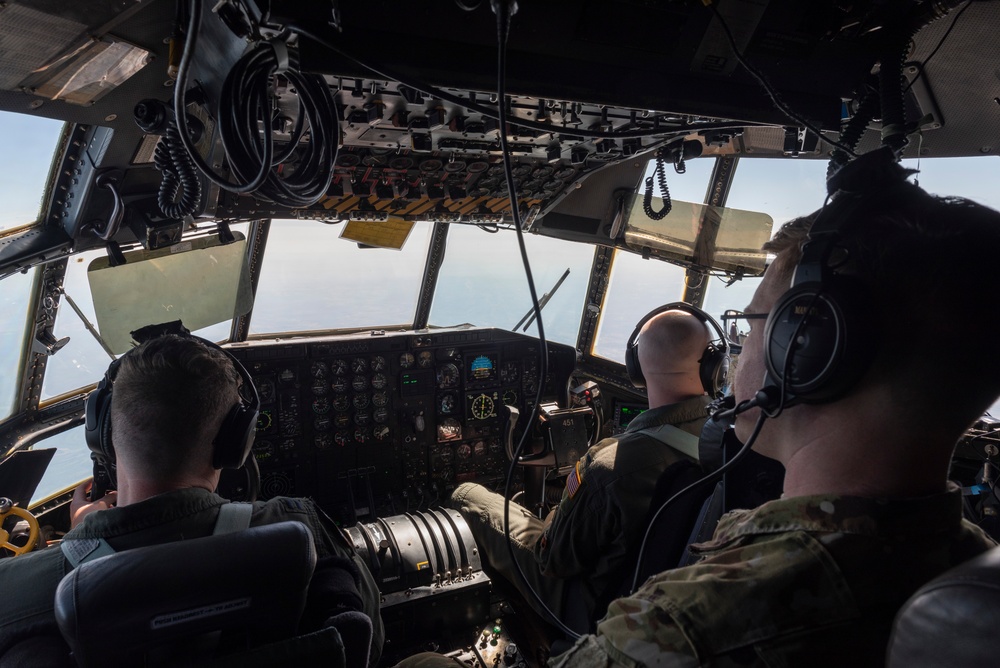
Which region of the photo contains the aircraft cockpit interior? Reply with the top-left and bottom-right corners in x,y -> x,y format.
2,0 -> 1000,665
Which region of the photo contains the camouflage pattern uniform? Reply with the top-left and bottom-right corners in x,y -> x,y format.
451,396 -> 710,631
549,485 -> 996,667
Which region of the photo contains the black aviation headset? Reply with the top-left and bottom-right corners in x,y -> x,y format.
84,321 -> 260,492
760,146 -> 910,409
625,302 -> 731,399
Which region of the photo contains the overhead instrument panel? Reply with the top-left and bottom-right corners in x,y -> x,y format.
227,327 -> 576,525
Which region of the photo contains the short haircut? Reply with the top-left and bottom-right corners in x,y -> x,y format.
762,172 -> 1000,434
637,310 -> 710,377
109,335 -> 240,479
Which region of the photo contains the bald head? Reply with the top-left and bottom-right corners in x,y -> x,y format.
635,309 -> 711,406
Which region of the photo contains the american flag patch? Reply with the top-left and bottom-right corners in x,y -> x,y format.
566,461 -> 583,499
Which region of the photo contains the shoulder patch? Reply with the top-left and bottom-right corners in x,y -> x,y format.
281,497 -> 307,513
565,461 -> 583,499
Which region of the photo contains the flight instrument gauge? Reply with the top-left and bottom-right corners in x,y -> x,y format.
417,351 -> 433,369
333,395 -> 350,412
255,377 -> 276,404
310,362 -> 328,378
372,356 -> 388,372
352,358 -> 368,374
352,375 -> 368,392
332,377 -> 348,393
503,389 -> 518,406
372,391 -> 389,408
438,392 -> 457,415
399,352 -> 415,369
371,373 -> 388,390
437,363 -> 460,389
471,394 -> 495,421
457,443 -> 472,460
311,379 -> 329,396
312,397 -> 331,414
354,393 -> 370,410
331,359 -> 348,376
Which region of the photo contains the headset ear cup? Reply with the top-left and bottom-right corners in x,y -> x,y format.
625,338 -> 645,388
212,405 -> 259,470
699,345 -> 731,398
764,277 -> 877,403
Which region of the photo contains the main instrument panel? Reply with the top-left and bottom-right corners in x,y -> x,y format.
228,327 -> 576,525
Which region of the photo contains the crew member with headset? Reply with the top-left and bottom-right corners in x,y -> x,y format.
0,323 -> 384,667
449,304 -> 730,633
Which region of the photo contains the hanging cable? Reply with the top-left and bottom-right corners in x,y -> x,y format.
154,121 -> 203,218
484,0 -> 582,642
173,0 -> 339,207
630,409 -> 768,593
642,147 -> 673,220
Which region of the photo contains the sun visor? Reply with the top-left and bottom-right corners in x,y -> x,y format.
87,235 -> 252,354
623,197 -> 773,275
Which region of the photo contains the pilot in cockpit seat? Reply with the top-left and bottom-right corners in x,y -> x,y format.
0,329 -> 384,667
450,304 -> 728,634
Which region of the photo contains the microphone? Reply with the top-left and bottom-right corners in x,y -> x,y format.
711,386 -> 781,422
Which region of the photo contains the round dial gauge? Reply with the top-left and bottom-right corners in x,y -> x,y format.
456,443 -> 472,460
399,352 -> 415,369
256,411 -> 273,432
352,358 -> 368,374
437,363 -> 460,389
437,448 -> 454,465
312,397 -> 331,414
334,431 -> 350,447
335,413 -> 351,428
417,351 -> 433,369
331,359 -> 348,376
373,407 -> 389,423
471,394 -> 495,420
372,391 -> 389,408
253,440 -> 274,457
355,412 -> 371,426
438,392 -> 457,415
333,395 -> 350,412
503,389 -> 518,406
314,415 -> 331,431
353,393 -> 370,410
311,379 -> 329,396
352,375 -> 368,392
371,372 -> 388,390
354,428 -> 370,444
314,433 -> 332,450
310,362 -> 328,378
374,425 -> 390,441
473,440 -> 487,457
331,377 -> 348,393
255,378 -> 275,404
372,356 -> 388,372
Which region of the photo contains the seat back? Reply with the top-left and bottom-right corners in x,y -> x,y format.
887,544 -> 1000,666
55,521 -> 317,667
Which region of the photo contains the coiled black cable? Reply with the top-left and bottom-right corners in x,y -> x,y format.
154,121 -> 202,219
218,40 -> 338,207
174,0 -> 339,207
642,147 -> 673,220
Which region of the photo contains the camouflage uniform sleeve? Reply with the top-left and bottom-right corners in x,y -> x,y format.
535,448 -> 620,579
548,630 -> 698,667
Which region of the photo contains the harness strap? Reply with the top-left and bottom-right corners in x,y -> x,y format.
635,423 -> 701,460
61,502 -> 255,567
213,501 -> 254,535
